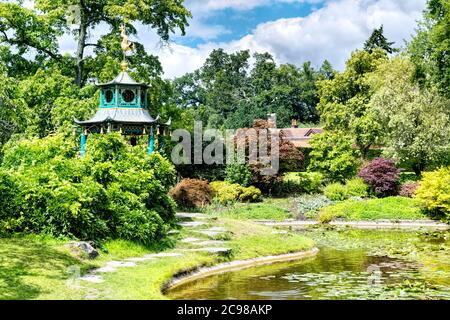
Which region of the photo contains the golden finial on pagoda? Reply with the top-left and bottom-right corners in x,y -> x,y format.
119,19 -> 134,71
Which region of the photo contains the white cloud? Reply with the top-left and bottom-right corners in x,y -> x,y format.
151,0 -> 426,78
55,0 -> 426,79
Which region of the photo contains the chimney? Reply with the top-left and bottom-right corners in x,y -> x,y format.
267,113 -> 277,128
291,119 -> 298,128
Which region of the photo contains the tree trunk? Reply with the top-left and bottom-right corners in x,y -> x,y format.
360,144 -> 371,160
75,13 -> 88,87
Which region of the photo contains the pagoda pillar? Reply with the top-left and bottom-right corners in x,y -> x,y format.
148,128 -> 155,155
80,133 -> 87,157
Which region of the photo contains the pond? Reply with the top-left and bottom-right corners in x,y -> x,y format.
166,228 -> 450,300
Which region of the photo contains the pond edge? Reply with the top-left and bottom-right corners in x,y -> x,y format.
163,247 -> 319,293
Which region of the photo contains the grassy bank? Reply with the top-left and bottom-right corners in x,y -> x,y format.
205,197 -> 299,220
0,217 -> 314,300
318,197 -> 428,223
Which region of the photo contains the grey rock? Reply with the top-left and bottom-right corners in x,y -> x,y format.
68,241 -> 99,259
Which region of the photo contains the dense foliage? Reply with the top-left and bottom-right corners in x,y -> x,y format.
0,133 -> 176,244
358,158 -> 400,197
318,197 -> 425,223
172,49 -> 334,129
169,178 -> 213,209
210,181 -> 262,204
225,163 -> 253,187
323,178 -> 368,201
415,166 -> 450,220
308,131 -> 360,182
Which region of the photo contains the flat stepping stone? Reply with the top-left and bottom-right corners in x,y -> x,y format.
194,230 -> 224,237
79,274 -> 104,283
176,212 -> 209,220
106,261 -> 137,267
271,230 -> 288,235
179,221 -> 206,228
184,247 -> 232,254
193,240 -> 227,246
208,227 -> 227,232
143,252 -> 184,258
95,266 -> 117,273
95,261 -> 137,273
181,237 -> 202,243
125,257 -> 155,262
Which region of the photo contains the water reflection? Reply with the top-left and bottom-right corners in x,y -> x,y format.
167,229 -> 450,300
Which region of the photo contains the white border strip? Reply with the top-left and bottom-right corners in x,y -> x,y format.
164,247 -> 319,291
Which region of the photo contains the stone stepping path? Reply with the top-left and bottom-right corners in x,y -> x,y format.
271,230 -> 288,235
181,237 -> 202,243
79,274 -> 104,283
183,247 -> 232,254
179,221 -> 207,228
95,261 -> 137,273
193,240 -> 227,246
176,212 -> 209,220
78,211 -> 232,296
143,252 -> 184,258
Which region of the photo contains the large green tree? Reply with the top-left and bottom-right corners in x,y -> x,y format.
368,57 -> 450,174
409,0 -> 450,98
173,50 -> 328,129
317,49 -> 388,159
0,62 -> 28,151
0,0 -> 191,86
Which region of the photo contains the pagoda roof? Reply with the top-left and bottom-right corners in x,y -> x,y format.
97,71 -> 149,88
74,108 -> 157,126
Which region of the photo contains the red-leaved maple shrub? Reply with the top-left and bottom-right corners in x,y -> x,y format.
399,182 -> 420,198
169,179 -> 213,209
358,158 -> 400,196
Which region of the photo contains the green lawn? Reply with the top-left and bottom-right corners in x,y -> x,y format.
318,196 -> 428,223
0,217 -> 314,300
206,197 -> 296,220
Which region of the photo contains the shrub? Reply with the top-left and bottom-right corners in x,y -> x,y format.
323,183 -> 348,201
210,181 -> 262,204
169,179 -> 212,209
358,158 -> 400,196
415,167 -> 450,220
345,177 -> 369,197
225,163 -> 253,187
0,133 -> 177,245
308,131 -> 360,182
318,197 -> 425,223
399,182 -> 420,198
239,186 -> 262,202
296,194 -> 334,218
282,172 -> 324,195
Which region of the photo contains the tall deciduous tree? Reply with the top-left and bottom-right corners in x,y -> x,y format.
1,0 -> 191,87
368,57 -> 450,174
317,49 -> 387,159
0,63 -> 28,150
408,0 -> 450,98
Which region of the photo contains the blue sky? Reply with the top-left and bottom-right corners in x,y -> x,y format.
177,1 -> 325,47
150,0 -> 427,78
50,0 -> 427,79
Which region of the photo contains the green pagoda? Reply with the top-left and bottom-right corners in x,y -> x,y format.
74,24 -> 170,157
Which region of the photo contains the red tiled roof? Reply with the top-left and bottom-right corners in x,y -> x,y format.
271,127 -> 323,148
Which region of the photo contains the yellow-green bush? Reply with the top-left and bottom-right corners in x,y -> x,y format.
323,183 -> 348,201
323,178 -> 368,201
210,181 -> 262,204
415,167 -> 450,220
239,186 -> 262,202
345,177 -> 369,197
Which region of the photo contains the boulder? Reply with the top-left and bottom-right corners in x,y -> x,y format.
68,241 -> 99,259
